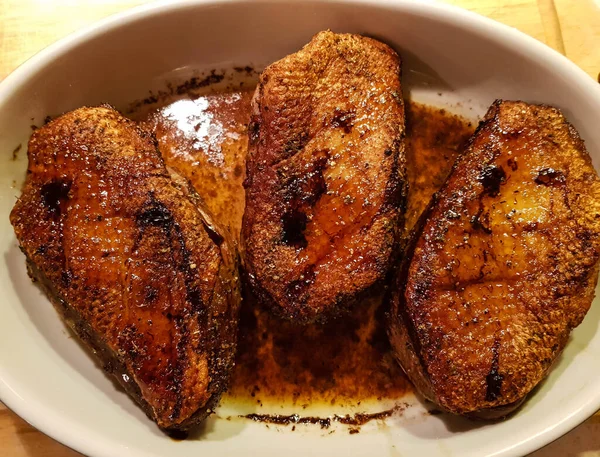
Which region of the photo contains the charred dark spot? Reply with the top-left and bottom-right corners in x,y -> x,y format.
286,266 -> 316,301
471,206 -> 492,234
331,109 -> 356,134
234,65 -> 254,74
535,168 -> 565,186
11,144 -> 21,161
61,270 -> 73,287
41,180 -> 71,215
279,152 -> 328,248
507,158 -> 518,171
202,221 -> 224,247
136,201 -> 173,229
479,165 -> 506,197
485,340 -> 504,402
248,120 -> 260,145
283,132 -> 309,158
187,287 -> 204,314
145,287 -> 158,303
175,71 -> 224,95
36,244 -> 48,255
168,430 -> 189,441
282,210 -> 308,248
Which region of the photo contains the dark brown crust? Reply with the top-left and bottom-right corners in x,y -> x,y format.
242,31 -> 407,322
10,106 -> 241,431
388,100 -> 600,417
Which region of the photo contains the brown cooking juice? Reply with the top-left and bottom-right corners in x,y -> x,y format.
132,79 -> 474,417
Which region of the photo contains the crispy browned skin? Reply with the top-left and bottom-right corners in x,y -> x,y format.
242,31 -> 407,322
10,107 -> 240,431
388,100 -> 600,418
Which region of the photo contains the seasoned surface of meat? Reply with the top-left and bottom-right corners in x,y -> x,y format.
388,100 -> 600,417
242,31 -> 407,322
10,106 -> 240,431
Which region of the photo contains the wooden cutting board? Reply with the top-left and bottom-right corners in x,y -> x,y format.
1,1 -> 599,456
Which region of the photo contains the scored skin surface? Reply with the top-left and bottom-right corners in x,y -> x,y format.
389,100 -> 600,417
10,107 -> 241,431
242,31 -> 407,322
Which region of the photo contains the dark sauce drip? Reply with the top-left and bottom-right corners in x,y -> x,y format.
242,403 -> 406,429
132,78 -> 475,428
11,143 -> 21,160
244,413 -> 332,429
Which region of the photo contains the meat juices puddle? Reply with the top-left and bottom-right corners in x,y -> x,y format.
130,74 -> 474,433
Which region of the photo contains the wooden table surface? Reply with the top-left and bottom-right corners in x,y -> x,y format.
1,0 -> 599,456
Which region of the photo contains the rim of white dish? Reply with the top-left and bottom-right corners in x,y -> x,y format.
1,1 -> 600,456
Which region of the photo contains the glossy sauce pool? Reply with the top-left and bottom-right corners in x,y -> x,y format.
131,79 -> 474,424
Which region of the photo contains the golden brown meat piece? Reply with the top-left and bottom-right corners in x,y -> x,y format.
388,100 -> 600,418
10,107 -> 240,432
242,31 -> 407,322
